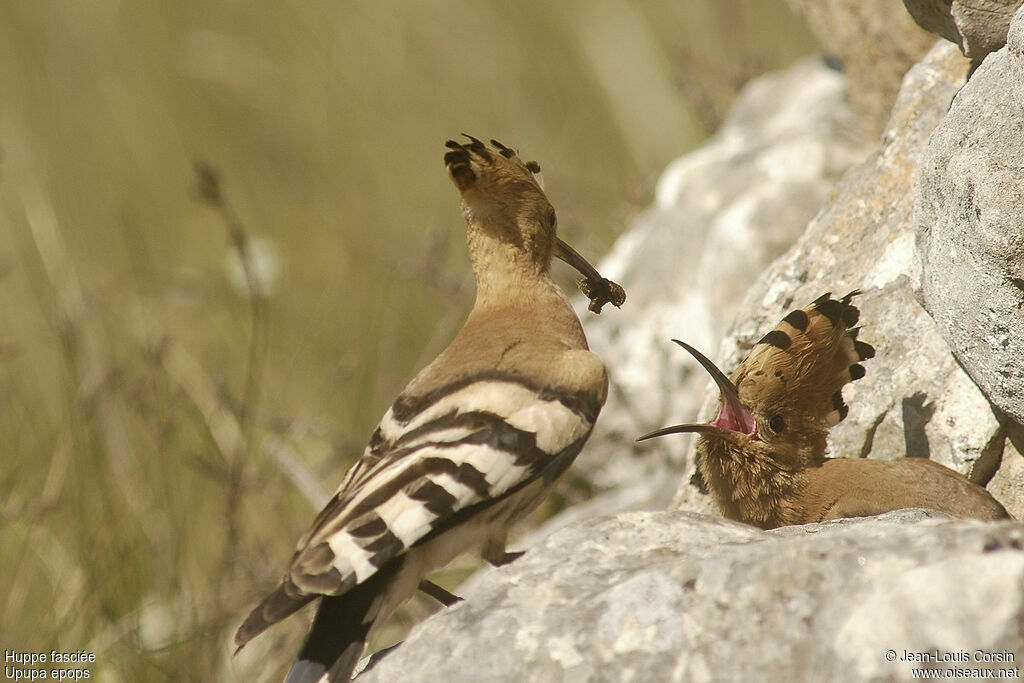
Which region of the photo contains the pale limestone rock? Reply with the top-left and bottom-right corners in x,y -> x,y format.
360,510 -> 1024,683
903,0 -> 1024,60
786,0 -> 936,135
916,5 -> 1024,427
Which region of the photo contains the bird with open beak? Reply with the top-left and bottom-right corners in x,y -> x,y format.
638,291 -> 1009,529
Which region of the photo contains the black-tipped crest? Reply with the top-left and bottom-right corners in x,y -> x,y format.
443,136 -> 626,314
462,133 -> 491,160
782,309 -> 809,332
831,391 -> 849,421
812,292 -> 842,325
638,291 -> 874,448
741,290 -> 872,428
490,139 -> 517,159
444,135 -> 543,189
443,139 -> 476,187
855,340 -> 875,360
758,329 -> 792,350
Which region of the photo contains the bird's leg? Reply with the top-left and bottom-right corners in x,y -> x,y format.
488,550 -> 525,566
418,580 -> 462,607
361,643 -> 402,673
483,537 -> 525,567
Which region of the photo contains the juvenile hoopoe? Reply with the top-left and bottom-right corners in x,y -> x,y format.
638,291 -> 1009,529
235,136 -> 619,682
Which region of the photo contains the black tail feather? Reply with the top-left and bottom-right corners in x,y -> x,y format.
285,559 -> 401,683
235,581 -> 315,653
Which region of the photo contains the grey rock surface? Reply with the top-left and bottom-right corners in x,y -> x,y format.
902,0 -> 1024,60
361,510 -> 1024,683
572,57 -> 871,513
786,0 -> 936,135
916,5 -> 1024,427
989,424 -> 1024,519
669,43 -> 1016,511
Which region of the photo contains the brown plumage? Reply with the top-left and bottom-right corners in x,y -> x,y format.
639,291 -> 1010,529
236,136 -> 617,682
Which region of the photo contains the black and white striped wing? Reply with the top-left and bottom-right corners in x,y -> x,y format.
294,374 -> 600,589
235,373 -> 600,649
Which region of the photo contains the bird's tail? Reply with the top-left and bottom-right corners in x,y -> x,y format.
284,561 -> 398,683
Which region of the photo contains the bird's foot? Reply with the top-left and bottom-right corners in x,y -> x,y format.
418,580 -> 463,607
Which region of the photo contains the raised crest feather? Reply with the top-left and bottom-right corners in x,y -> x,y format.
736,290 -> 872,428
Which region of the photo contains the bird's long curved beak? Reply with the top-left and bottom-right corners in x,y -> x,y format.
635,339 -> 757,442
636,422 -> 732,441
554,238 -> 625,314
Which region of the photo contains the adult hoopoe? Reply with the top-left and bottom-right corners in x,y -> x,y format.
638,291 -> 1009,529
235,136 -> 621,682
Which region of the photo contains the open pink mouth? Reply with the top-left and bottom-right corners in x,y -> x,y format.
711,397 -> 757,437
636,339 -> 758,444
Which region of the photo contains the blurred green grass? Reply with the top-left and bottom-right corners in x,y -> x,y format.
0,2 -> 816,680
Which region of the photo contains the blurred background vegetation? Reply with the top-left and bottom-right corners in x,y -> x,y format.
0,1 -> 817,680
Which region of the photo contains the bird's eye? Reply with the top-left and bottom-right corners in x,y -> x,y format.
544,208 -> 557,231
767,414 -> 785,434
